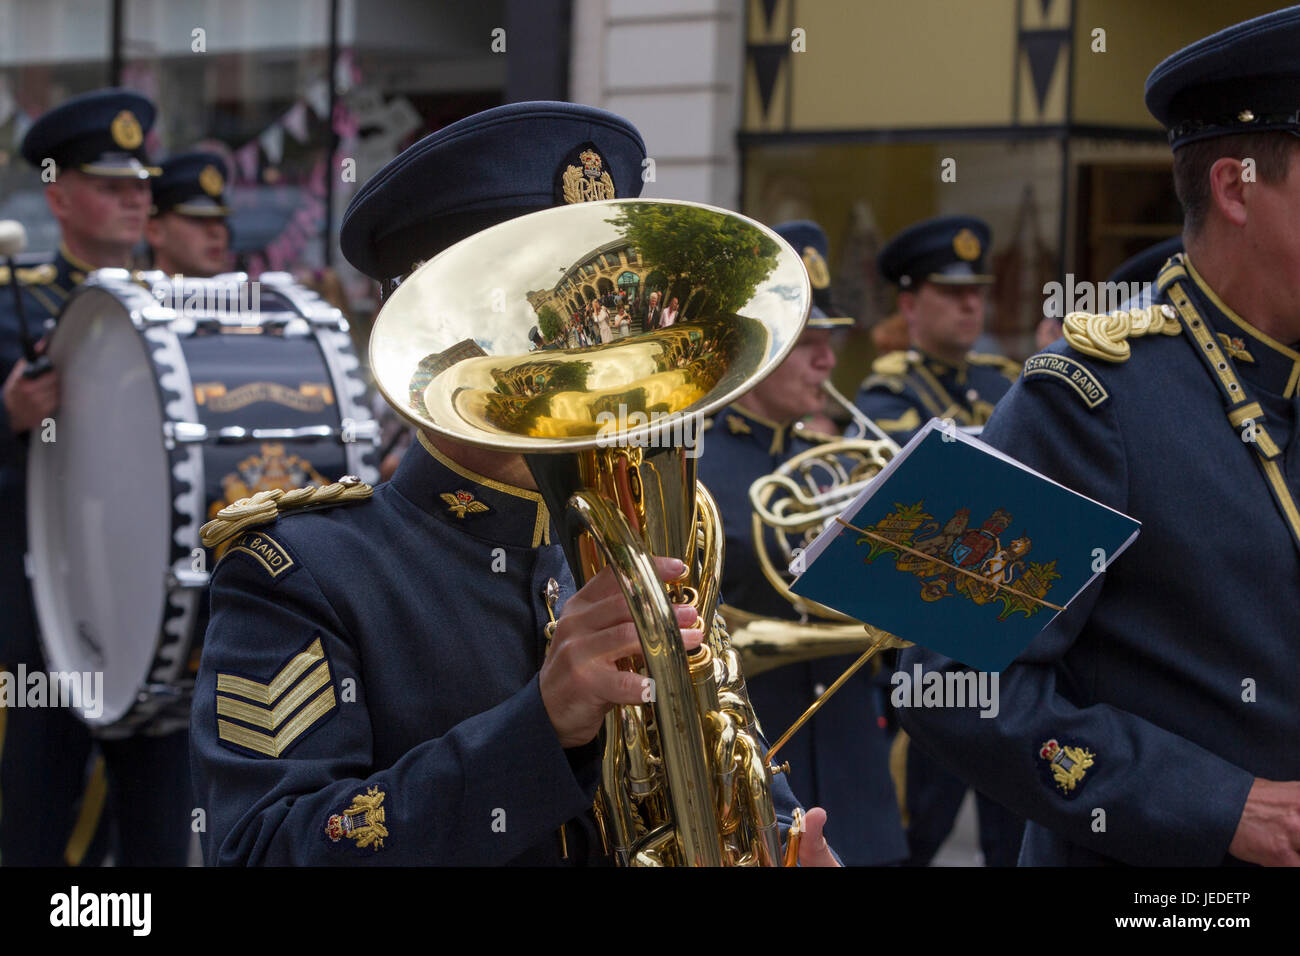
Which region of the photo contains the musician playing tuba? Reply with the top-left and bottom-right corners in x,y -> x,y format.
698,219 -> 907,866
190,103 -> 838,866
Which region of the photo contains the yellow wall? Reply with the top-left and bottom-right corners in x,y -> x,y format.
1071,0 -> 1283,127
746,0 -> 1291,132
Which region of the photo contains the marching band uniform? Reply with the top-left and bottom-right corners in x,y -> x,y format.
0,90 -> 195,866
699,220 -> 906,866
702,404 -> 909,866
855,217 -> 1019,444
899,8 -> 1300,865
854,213 -> 1024,866
190,102 -> 804,865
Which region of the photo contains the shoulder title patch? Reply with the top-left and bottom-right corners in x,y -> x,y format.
1038,737 -> 1095,797
215,635 -> 338,758
226,530 -> 296,579
1023,354 -> 1110,410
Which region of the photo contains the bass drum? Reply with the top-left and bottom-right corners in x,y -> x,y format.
27,270 -> 379,737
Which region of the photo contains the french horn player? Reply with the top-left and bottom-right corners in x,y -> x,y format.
698,220 -> 908,866
191,102 -> 837,866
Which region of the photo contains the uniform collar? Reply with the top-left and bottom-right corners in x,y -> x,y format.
909,348 -> 968,386
720,403 -> 792,456
391,431 -> 553,548
1182,256 -> 1300,399
56,242 -> 99,286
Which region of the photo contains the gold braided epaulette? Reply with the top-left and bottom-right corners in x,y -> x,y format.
871,351 -> 912,376
0,263 -> 58,286
200,477 -> 373,549
1062,303 -> 1181,363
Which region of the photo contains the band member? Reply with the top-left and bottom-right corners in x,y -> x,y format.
848,214 -> 1025,866
900,6 -> 1300,865
1,89 -> 190,866
855,216 -> 1020,442
190,102 -> 837,865
699,220 -> 907,866
146,152 -> 232,277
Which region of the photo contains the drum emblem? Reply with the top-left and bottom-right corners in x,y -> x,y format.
209,443 -> 328,553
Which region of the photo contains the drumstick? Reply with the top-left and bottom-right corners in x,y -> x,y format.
0,220 -> 53,378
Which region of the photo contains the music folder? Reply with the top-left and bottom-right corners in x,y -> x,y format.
790,419 -> 1140,672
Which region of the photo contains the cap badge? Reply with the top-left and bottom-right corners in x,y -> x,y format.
560,142 -> 616,204
199,164 -> 225,197
801,245 -> 831,289
110,110 -> 143,150
952,228 -> 981,262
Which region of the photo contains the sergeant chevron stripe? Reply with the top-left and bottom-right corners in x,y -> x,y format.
216,637 -> 337,757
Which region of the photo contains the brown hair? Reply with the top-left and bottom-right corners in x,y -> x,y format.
1173,132 -> 1300,235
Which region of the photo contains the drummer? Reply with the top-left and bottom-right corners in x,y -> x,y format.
146,152 -> 233,278
1,88 -> 191,866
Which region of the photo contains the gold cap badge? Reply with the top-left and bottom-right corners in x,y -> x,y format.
801,246 -> 831,289
198,164 -> 224,197
952,228 -> 981,262
110,110 -> 143,150
560,143 -> 616,204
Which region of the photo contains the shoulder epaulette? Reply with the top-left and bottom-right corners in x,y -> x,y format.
0,263 -> 58,286
871,350 -> 912,377
200,477 -> 373,549
968,352 -> 1022,379
1062,303 -> 1181,363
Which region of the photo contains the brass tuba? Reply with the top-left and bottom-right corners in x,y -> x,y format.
368,199 -> 812,866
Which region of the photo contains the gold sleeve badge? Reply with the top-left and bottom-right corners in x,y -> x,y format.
326,787 -> 389,851
1038,737 -> 1095,797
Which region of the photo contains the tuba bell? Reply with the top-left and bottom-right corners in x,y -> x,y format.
369,198 -> 812,866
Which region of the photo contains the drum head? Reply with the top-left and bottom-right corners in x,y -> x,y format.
28,288 -> 171,727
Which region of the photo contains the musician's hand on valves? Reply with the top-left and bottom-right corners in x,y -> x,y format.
3,355 -> 59,435
540,557 -> 703,749
797,806 -> 841,867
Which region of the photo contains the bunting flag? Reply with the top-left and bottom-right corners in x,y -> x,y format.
282,102 -> 310,143
259,123 -> 284,166
235,140 -> 260,181
305,77 -> 332,119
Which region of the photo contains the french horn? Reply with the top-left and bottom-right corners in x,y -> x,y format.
722,362 -> 913,764
369,198 -> 812,866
